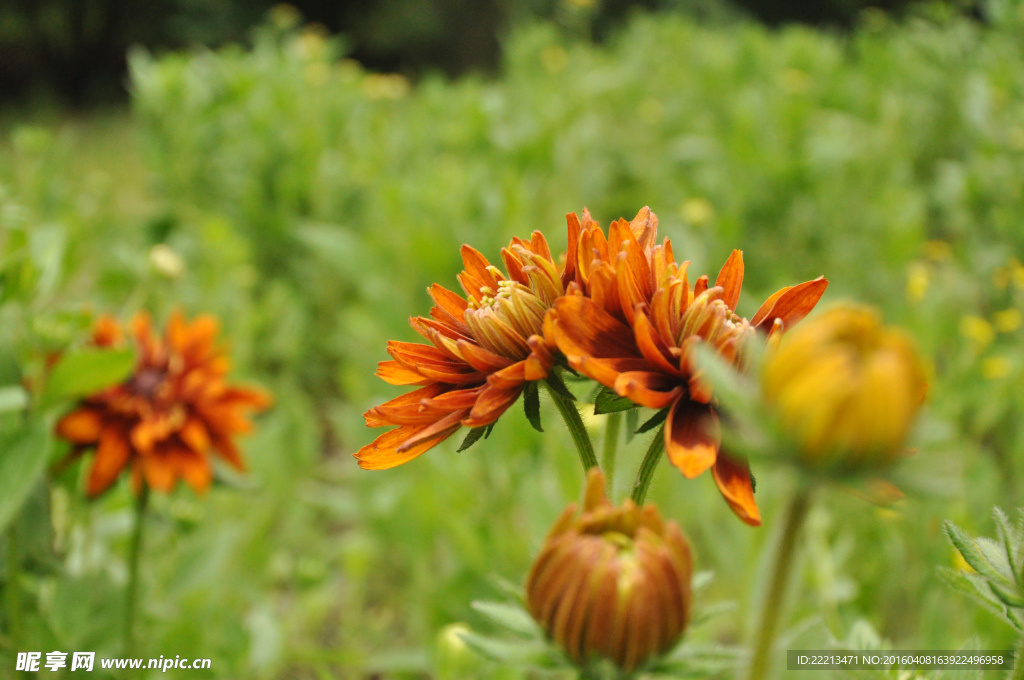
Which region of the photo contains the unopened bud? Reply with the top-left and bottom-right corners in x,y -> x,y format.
525,469 -> 693,674
762,304 -> 927,471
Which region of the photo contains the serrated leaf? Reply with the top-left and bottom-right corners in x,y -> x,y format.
993,507 -> 1022,585
945,521 -> 1004,584
40,348 -> 135,409
691,570 -> 715,592
690,601 -> 738,628
938,567 -> 1023,632
636,407 -> 669,435
523,382 -> 542,432
471,601 -> 540,637
593,386 -> 635,415
0,385 -> 28,413
457,426 -> 488,452
625,407 -> 639,443
0,419 -> 52,534
544,372 -> 576,401
975,537 -> 1017,584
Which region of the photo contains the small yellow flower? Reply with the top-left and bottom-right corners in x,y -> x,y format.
923,240 -> 952,262
960,316 -> 995,347
361,73 -> 410,100
982,356 -> 1012,381
995,308 -> 1022,333
906,262 -> 929,303
680,197 -> 715,226
762,304 -> 927,472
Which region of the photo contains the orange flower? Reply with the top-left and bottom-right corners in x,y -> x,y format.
55,312 -> 271,496
355,229 -> 573,470
549,248 -> 828,526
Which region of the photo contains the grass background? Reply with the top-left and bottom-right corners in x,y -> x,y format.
3,1 -> 1024,677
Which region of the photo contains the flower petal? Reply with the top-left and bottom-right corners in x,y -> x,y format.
710,453 -> 761,526
463,384 -> 523,427
86,427 -> 131,496
752,276 -> 829,330
354,421 -> 461,470
551,296 -> 641,359
376,360 -> 431,386
664,399 -> 720,479
714,250 -> 744,311
56,408 -> 103,444
613,371 -> 684,409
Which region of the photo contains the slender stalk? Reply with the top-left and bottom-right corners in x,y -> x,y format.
745,487 -> 813,680
630,426 -> 665,505
1010,636 -> 1024,680
5,524 -> 22,651
124,484 -> 150,656
602,412 -> 622,495
543,379 -> 598,472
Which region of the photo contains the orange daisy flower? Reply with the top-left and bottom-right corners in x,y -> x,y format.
549,248 -> 828,526
355,228 -> 577,470
55,312 -> 271,496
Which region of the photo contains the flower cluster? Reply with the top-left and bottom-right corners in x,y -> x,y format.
358,206 -> 828,524
56,312 -> 271,496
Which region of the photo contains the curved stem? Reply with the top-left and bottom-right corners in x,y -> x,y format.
5,524 -> 22,651
630,425 -> 665,505
124,483 -> 150,656
543,379 -> 598,472
602,412 -> 622,495
745,487 -> 812,680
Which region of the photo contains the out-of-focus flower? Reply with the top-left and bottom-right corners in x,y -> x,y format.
680,198 -> 715,226
982,355 -> 1012,381
526,469 -> 692,674
762,304 -> 927,471
361,73 -> 410,100
906,262 -> 929,303
356,229 -> 574,470
960,315 -> 995,347
149,244 -> 185,279
995,308 -> 1022,333
56,312 -> 271,496
549,243 -> 828,525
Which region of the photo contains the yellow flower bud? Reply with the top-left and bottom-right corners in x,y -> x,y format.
762,304 -> 927,471
525,470 -> 693,674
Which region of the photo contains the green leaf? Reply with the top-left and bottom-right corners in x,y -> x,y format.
40,348 -> 135,409
456,631 -> 562,669
944,521 -> 1005,584
636,407 -> 669,434
523,382 -> 542,432
937,567 -> 1024,632
483,423 -> 495,439
470,601 -> 540,637
0,419 -> 52,534
543,372 -> 576,401
593,386 -> 634,415
0,385 -> 28,413
457,426 -> 489,452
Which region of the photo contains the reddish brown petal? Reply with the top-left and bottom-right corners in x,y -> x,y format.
213,436 -> 246,471
664,399 -> 720,479
397,409 -> 468,451
354,421 -> 460,470
428,284 -> 469,328
570,356 -> 652,391
562,212 -> 582,287
711,453 -> 762,526
87,427 -> 131,496
454,339 -> 514,373
463,384 -> 523,427
458,245 -> 500,301
551,297 -> 641,359
179,417 -> 211,454
714,249 -> 744,311
170,445 -> 212,494
365,383 -> 449,426
752,277 -> 829,330
142,451 -> 177,492
633,310 -> 683,377
56,408 -> 104,444
613,372 -> 684,409
692,275 -> 708,299
376,360 -> 431,386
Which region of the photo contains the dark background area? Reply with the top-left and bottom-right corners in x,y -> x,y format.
0,0 -> 972,107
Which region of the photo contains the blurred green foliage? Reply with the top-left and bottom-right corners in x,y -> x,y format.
2,0 -> 1024,677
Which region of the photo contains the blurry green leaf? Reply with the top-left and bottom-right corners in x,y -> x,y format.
457,426 -> 489,452
0,419 -> 52,534
944,521 -> 1007,584
593,386 -> 634,415
39,348 -> 135,409
523,382 -> 542,432
456,631 -> 561,668
937,567 -> 1024,632
470,600 -> 540,637
635,407 -> 669,435
0,385 -> 28,413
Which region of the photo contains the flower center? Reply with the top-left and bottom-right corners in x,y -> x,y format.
465,279 -> 548,360
679,288 -> 756,364
127,366 -> 167,399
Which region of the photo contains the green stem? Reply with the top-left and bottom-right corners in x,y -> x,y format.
5,524 -> 22,651
124,484 -> 150,656
745,487 -> 813,680
602,412 -> 622,495
630,425 -> 665,505
543,379 -> 598,472
1010,636 -> 1024,680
